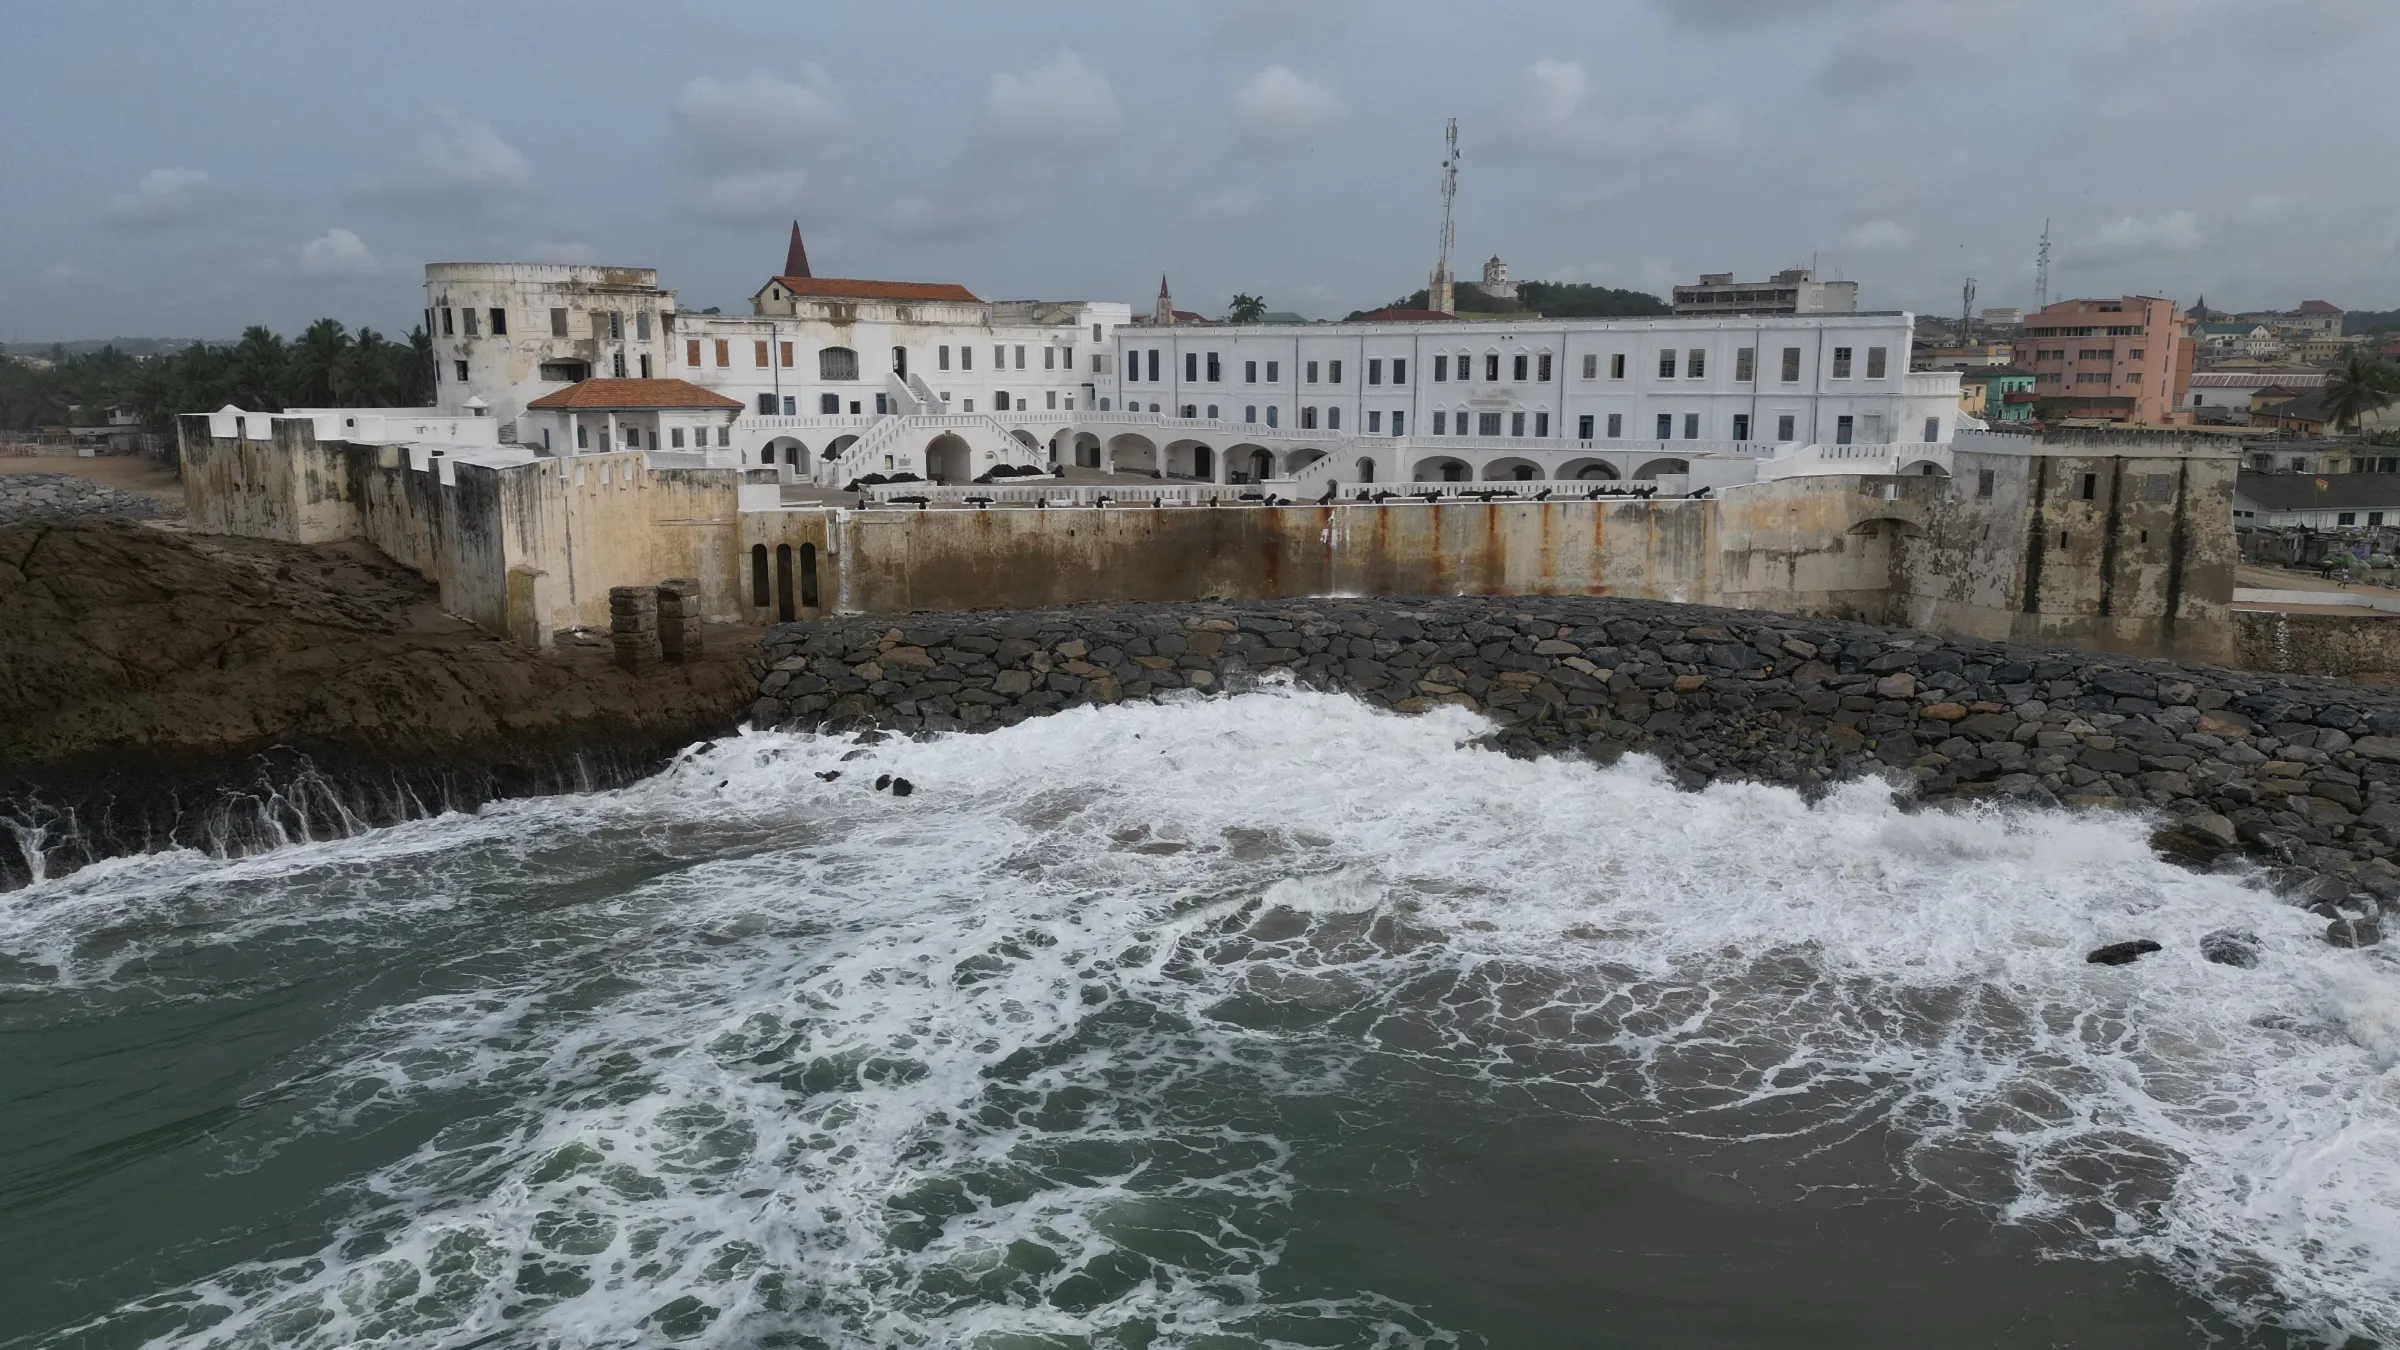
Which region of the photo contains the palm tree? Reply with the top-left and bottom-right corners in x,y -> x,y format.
1226,293 -> 1267,324
2325,348 -> 2400,434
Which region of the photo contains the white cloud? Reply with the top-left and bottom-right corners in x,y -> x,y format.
1192,186 -> 1262,221
2238,191 -> 2297,224
298,228 -> 378,279
986,50 -> 1119,151
1849,219 -> 1912,250
103,167 -> 219,228
1504,60 -> 1737,161
527,239 -> 599,264
1232,66 -> 1345,153
2078,209 -> 2204,256
350,109 -> 531,212
671,70 -> 840,171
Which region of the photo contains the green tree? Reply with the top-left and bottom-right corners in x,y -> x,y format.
288,318 -> 351,407
1226,293 -> 1267,324
2325,347 -> 2400,433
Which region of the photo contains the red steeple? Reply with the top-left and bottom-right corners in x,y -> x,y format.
783,221 -> 811,278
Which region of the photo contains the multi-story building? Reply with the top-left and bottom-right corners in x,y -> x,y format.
1957,367 -> 2036,423
2014,296 -> 2194,425
1671,268 -> 1858,317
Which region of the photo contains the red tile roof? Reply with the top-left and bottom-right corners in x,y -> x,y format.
764,275 -> 982,303
524,378 -> 743,411
2297,300 -> 2343,314
1353,308 -> 1461,323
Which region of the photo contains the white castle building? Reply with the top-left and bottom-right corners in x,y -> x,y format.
426,225 -> 1961,494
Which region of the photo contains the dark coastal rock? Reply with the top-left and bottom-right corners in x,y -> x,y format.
2086,939 -> 2164,966
2326,914 -> 2385,949
2199,929 -> 2262,968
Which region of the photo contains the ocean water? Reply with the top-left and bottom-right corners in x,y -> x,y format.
3,685 -> 2396,1349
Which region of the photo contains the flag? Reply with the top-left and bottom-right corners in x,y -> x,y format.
2316,476 -> 2331,490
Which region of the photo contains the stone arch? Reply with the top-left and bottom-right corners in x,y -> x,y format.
1848,516 -> 1926,538
1227,442 -> 1274,483
1072,432 -> 1103,469
1899,458 -> 1950,477
1634,457 -> 1690,479
1107,432 -> 1159,475
1354,456 -> 1377,483
927,432 -> 973,483
1557,457 -> 1619,481
1414,455 -> 1473,483
1481,456 -> 1544,482
764,436 -> 809,469
1163,438 -> 1214,479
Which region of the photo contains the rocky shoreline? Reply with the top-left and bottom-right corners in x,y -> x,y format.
752,595 -> 2400,944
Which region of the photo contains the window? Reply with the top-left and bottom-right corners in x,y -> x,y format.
751,340 -> 768,367
1186,352 -> 1198,382
1328,407 -> 1341,430
780,342 -> 795,368
1392,359 -> 1406,384
686,339 -> 701,366
1435,355 -> 1450,382
2125,372 -> 2142,385
1781,347 -> 1801,382
1513,354 -> 1529,381
1607,413 -> 1623,437
1207,352 -> 1221,382
1301,406 -> 1318,429
1535,412 -> 1550,437
759,393 -> 777,414
1836,415 -> 1854,444
962,347 -> 973,371
1923,416 -> 1940,442
718,427 -> 729,447
714,340 -> 730,368
819,347 -> 859,380
2128,348 -> 2145,361
997,393 -> 1012,412
1368,359 -> 1383,385
1612,353 -> 1628,380
2077,372 -> 2111,385
1047,390 -> 1058,410
1453,412 -> 1469,437
612,352 -> 626,377
1246,405 -> 1257,423
1659,351 -> 1677,379
1434,411 -> 1447,435
1267,406 -> 1279,427
1977,469 -> 1995,497
441,307 -> 454,337
1330,359 -> 1343,383
994,345 -> 1004,369
2340,512 -> 2358,526
1092,323 -> 1102,341
639,354 -> 651,378
782,395 -> 795,415
463,307 -> 479,337
1511,411 -> 1526,437
1732,414 -> 1750,441
1306,360 -> 1319,384
2375,512 -> 2387,527
671,427 -> 685,448
1391,412 -> 1404,436
636,312 -> 650,340
609,312 -> 623,340
1045,347 -> 1056,370
1777,414 -> 1795,440
940,345 -> 952,371
454,358 -> 469,381
1866,347 -> 1887,379
1479,412 -> 1503,436
1369,410 -> 1382,432
1832,347 -> 1853,378
1265,360 -> 1278,382
1015,345 -> 1026,369
1538,353 -> 1552,381
1582,355 -> 1598,380
576,424 -> 588,449
1578,414 -> 1595,439
1655,413 -> 1673,439
1485,354 -> 1500,381
1147,350 -> 1160,381
1734,348 -> 1755,382
1687,349 -> 1705,379
551,308 -> 569,338
1180,403 -> 1196,418
1245,359 -> 1258,383
1684,413 -> 1700,439
488,307 -> 507,336
2079,473 -> 2097,500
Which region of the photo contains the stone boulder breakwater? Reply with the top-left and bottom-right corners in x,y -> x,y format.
753,595 -> 2400,924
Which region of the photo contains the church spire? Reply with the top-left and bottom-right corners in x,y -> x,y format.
1154,274 -> 1176,326
783,221 -> 811,279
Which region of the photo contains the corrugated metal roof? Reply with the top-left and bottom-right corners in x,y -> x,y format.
2235,472 -> 2400,512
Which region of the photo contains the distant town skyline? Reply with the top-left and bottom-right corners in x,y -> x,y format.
5,0 -> 2397,342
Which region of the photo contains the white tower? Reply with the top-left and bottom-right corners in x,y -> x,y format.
1481,254 -> 1515,300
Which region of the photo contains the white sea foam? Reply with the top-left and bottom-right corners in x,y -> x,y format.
18,686 -> 2400,1347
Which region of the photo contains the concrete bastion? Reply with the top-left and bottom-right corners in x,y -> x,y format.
751,594 -> 2400,940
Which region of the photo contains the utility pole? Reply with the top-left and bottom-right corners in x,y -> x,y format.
1429,118 -> 1459,315
2034,220 -> 2051,312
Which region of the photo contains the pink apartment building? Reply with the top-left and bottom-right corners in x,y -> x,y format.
2013,296 -> 2193,425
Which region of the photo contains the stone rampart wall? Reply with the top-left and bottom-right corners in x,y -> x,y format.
2236,609 -> 2400,684
752,595 -> 2400,904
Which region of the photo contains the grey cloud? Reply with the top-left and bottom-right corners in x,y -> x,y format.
1232,66 -> 1345,153
348,108 -> 533,214
297,227 -> 379,280
1207,0 -> 1359,50
671,70 -> 841,171
1501,60 -> 1738,161
103,167 -> 221,229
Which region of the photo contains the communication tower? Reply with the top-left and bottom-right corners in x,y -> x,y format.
1428,118 -> 1459,315
2034,219 -> 2051,312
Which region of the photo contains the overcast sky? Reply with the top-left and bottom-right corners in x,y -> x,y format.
6,0 -> 2397,342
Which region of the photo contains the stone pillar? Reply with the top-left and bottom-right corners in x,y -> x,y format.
610,585 -> 660,672
656,578 -> 702,662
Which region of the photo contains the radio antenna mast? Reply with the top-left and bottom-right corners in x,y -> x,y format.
1961,276 -> 1977,340
1429,118 -> 1459,315
2034,219 -> 2051,312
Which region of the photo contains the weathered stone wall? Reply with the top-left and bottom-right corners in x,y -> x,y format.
751,595 -> 2400,905
2236,609 -> 2400,684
